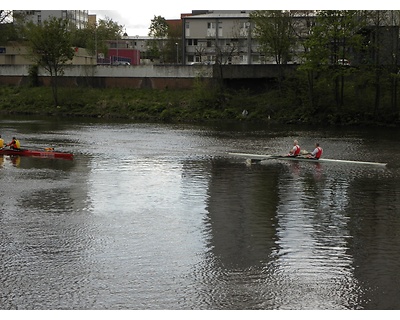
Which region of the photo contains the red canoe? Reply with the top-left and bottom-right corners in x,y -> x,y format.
0,148 -> 73,160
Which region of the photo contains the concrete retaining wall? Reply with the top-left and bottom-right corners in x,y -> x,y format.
0,64 -> 294,89
0,64 -> 215,89
0,64 -> 214,78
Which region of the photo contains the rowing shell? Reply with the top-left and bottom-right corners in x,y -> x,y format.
228,152 -> 387,167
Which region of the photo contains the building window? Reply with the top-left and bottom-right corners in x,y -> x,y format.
207,22 -> 216,37
185,22 -> 190,37
188,39 -> 198,46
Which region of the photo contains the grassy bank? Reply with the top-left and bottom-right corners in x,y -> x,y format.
0,84 -> 279,123
1,84 -> 398,126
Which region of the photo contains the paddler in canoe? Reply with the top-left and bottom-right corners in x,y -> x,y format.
6,137 -> 21,150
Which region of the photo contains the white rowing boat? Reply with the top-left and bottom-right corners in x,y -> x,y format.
228,152 -> 387,167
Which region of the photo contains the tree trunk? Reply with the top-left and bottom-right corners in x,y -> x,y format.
50,68 -> 59,106
374,73 -> 380,117
307,70 -> 315,110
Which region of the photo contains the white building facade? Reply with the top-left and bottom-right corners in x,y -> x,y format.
182,10 -> 316,65
182,11 -> 257,65
13,10 -> 89,29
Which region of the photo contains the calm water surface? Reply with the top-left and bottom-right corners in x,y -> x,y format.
0,117 -> 399,310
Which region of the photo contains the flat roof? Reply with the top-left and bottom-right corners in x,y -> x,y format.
186,13 -> 250,19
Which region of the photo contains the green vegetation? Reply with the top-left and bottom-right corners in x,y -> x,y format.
0,85 -> 263,122
24,18 -> 75,106
0,74 -> 398,126
147,15 -> 182,63
13,14 -> 124,107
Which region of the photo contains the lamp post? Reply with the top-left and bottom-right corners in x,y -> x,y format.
136,35 -> 139,66
116,36 -> 118,65
175,42 -> 178,64
94,25 -> 97,65
246,21 -> 251,65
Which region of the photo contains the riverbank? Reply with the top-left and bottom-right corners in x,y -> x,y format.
0,85 -> 276,122
0,85 -> 398,126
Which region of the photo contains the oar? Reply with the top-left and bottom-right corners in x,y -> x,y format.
282,149 -> 310,157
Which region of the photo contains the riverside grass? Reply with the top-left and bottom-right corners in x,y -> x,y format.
0,85 -> 275,123
1,85 -> 398,126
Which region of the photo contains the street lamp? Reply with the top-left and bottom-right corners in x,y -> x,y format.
136,35 -> 140,65
175,42 -> 178,64
116,36 -> 118,65
246,21 -> 251,65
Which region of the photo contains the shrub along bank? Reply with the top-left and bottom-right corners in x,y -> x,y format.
0,84 -> 398,126
0,85 -> 276,123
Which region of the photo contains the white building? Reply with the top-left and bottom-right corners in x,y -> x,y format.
183,11 -> 256,65
182,10 -> 316,65
13,10 -> 89,29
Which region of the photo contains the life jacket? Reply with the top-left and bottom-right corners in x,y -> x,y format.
315,147 -> 323,159
0,138 -> 4,148
10,139 -> 20,149
294,145 -> 301,156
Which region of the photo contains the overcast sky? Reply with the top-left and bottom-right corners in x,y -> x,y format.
11,1 -> 395,37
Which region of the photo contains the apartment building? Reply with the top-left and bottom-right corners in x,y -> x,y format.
182,11 -> 255,65
13,10 -> 89,29
182,10 -> 318,65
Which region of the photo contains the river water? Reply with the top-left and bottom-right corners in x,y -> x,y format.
0,116 -> 400,310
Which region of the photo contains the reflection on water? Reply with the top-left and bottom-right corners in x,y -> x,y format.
1,116 -> 400,309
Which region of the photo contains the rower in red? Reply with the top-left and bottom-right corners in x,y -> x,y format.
288,139 -> 301,157
307,142 -> 323,159
6,137 -> 21,150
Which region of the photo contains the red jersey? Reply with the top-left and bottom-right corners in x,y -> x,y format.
313,147 -> 323,159
293,145 -> 301,156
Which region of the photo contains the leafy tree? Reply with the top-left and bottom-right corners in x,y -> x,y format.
251,10 -> 298,93
302,10 -> 364,109
164,20 -> 182,64
3,11 -> 35,42
0,10 -> 14,43
251,10 -> 296,65
362,10 -> 400,119
24,17 -> 75,106
71,16 -> 124,58
148,15 -> 169,38
148,15 -> 169,62
387,11 -> 400,117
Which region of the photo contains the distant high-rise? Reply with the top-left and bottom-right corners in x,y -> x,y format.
13,10 -> 89,29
